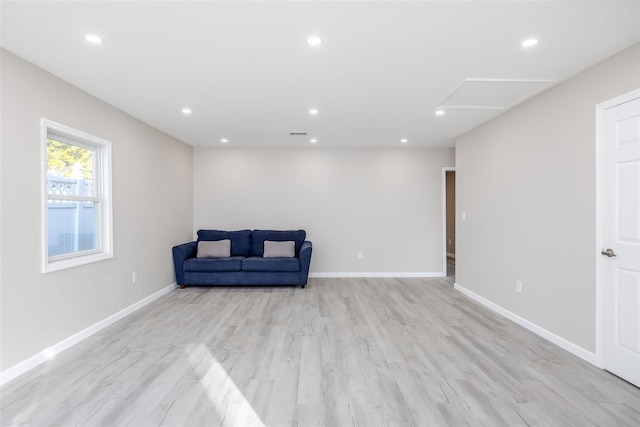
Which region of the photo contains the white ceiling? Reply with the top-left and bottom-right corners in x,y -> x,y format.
2,1 -> 639,148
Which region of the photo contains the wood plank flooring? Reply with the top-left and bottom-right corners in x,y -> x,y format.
2,276 -> 640,426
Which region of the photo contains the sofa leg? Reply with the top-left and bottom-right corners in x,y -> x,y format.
301,284 -> 306,289
179,284 -> 186,289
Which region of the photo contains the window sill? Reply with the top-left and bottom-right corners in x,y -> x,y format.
44,251 -> 113,273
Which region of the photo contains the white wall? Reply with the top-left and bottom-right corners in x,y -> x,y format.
0,49 -> 194,371
194,147 -> 454,274
455,44 -> 640,352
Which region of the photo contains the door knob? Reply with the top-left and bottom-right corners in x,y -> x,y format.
601,248 -> 617,257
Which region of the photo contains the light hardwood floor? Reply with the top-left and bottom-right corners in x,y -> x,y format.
2,277 -> 639,426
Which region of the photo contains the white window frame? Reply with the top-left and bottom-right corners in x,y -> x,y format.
42,119 -> 113,273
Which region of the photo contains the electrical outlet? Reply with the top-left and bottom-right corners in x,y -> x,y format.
133,272 -> 138,284
516,280 -> 522,294
357,251 -> 364,259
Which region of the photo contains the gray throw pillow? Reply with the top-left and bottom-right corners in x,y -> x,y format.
263,240 -> 295,258
197,240 -> 231,258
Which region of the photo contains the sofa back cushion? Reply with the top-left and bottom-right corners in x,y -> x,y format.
251,230 -> 306,257
197,230 -> 252,257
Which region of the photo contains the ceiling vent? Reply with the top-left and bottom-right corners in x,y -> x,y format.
290,132 -> 308,136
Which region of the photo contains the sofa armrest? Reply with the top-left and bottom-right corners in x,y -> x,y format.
172,241 -> 197,285
298,240 -> 313,285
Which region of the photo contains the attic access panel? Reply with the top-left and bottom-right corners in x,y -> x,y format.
438,78 -> 557,110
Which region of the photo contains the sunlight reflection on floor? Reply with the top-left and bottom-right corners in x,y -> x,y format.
188,343 -> 265,427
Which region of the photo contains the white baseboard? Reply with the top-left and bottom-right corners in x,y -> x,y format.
310,272 -> 445,278
0,283 -> 177,387
453,282 -> 597,366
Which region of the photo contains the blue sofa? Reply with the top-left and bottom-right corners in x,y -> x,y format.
172,229 -> 312,288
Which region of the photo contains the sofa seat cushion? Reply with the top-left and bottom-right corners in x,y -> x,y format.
242,256 -> 301,272
184,256 -> 244,272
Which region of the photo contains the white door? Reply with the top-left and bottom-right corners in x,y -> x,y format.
602,95 -> 640,387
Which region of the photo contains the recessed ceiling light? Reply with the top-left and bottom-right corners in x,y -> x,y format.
310,139 -> 317,144
435,110 -> 445,116
307,36 -> 322,46
522,38 -> 538,48
221,138 -> 228,143
181,108 -> 192,114
309,108 -> 319,115
400,139 -> 408,144
85,34 -> 103,44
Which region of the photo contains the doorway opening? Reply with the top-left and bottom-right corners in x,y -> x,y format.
442,167 -> 455,279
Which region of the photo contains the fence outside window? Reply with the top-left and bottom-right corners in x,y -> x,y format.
47,176 -> 97,257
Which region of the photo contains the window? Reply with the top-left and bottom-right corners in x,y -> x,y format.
42,119 -> 113,272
